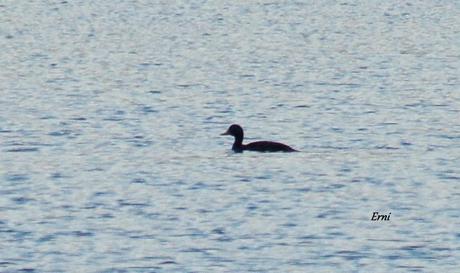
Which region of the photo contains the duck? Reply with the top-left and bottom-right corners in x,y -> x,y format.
221,124 -> 298,153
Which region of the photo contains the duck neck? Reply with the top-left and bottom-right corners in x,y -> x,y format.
232,135 -> 243,152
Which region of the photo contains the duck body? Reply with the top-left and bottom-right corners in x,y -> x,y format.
221,124 -> 298,153
239,141 -> 297,153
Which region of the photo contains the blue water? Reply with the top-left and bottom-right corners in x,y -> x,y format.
1,1 -> 459,272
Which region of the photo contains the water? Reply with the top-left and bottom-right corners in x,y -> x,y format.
1,1 -> 459,272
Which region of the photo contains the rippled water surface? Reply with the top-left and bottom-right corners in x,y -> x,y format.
1,1 -> 460,272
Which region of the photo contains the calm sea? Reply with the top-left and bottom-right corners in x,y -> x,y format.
1,1 -> 459,272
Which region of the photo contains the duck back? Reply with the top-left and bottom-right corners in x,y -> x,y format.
244,141 -> 298,152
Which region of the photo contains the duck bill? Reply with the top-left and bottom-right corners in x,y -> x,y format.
220,131 -> 230,136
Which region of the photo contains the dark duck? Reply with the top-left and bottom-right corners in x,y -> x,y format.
221,124 -> 298,153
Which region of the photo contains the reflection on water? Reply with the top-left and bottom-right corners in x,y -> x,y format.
1,1 -> 459,272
